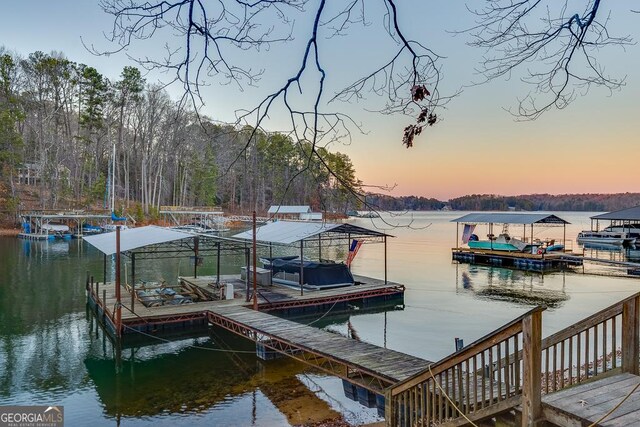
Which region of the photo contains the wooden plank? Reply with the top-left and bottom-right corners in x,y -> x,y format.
542,372 -> 633,404
561,388 -> 640,426
603,393 -> 640,426
439,395 -> 522,427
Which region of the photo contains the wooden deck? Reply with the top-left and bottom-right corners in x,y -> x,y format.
542,373 -> 640,426
87,273 -> 415,394
385,293 -> 640,427
92,274 -> 405,323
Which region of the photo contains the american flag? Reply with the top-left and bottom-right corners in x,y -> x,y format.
346,239 -> 363,267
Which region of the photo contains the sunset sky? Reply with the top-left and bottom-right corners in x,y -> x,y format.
2,1 -> 638,200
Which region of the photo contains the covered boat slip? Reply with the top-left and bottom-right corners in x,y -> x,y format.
83,223 -> 402,338
591,205 -> 640,237
451,213 -> 582,271
19,211 -> 112,239
232,220 -> 392,293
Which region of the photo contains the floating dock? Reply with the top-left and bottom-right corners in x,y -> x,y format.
88,274 -> 405,338
452,247 -> 583,271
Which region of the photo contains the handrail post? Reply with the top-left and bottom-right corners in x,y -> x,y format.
522,309 -> 542,427
384,389 -> 394,427
622,295 -> 640,375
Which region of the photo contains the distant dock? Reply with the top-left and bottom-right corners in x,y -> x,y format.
452,247 -> 583,271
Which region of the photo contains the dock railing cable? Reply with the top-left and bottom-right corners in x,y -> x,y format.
385,306 -> 544,427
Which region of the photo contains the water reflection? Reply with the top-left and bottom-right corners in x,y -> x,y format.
457,264 -> 568,309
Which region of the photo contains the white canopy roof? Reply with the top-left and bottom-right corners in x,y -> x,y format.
452,213 -> 569,225
83,226 -> 194,255
232,220 -> 389,245
267,205 -> 311,214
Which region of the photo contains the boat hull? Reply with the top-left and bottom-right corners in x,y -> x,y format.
468,241 -> 519,252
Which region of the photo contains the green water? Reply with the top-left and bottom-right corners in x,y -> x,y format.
2,212 -> 640,426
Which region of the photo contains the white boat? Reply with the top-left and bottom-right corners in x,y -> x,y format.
577,231 -> 628,246
102,224 -> 129,233
41,223 -> 72,239
603,224 -> 640,243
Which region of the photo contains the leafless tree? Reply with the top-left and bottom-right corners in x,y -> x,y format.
94,0 -> 447,218
466,0 -> 633,119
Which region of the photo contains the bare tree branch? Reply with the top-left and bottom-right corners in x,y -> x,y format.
465,0 -> 633,119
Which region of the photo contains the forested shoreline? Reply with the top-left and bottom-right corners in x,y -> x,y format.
1,49 -> 638,223
0,49 -> 362,219
365,193 -> 640,212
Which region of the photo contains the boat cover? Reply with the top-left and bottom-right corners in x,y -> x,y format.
270,258 -> 354,288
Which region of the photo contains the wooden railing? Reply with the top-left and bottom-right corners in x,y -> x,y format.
541,292 -> 640,394
385,307 -> 544,427
385,293 -> 640,427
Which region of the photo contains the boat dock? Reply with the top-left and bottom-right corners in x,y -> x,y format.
452,247 -> 584,271
451,212 -> 585,272
87,272 -> 417,412
19,211 -> 111,239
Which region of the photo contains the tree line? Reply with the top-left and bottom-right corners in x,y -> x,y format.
447,193 -> 640,212
0,48 -> 362,218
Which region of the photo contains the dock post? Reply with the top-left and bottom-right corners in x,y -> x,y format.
86,271 -> 90,292
384,389 -> 393,427
300,240 -> 304,296
115,226 -> 122,338
103,254 -> 107,285
102,289 -> 106,321
96,280 -> 99,301
245,247 -> 250,303
622,294 -> 640,375
384,235 -> 388,284
216,242 -> 221,285
193,236 -> 199,279
131,253 -> 135,313
522,309 -> 542,426
252,211 -> 258,310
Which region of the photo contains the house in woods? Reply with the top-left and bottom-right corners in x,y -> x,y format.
268,205 -> 322,221
17,163 -> 42,185
17,162 -> 71,186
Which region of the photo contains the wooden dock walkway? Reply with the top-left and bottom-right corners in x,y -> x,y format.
206,304 -> 432,392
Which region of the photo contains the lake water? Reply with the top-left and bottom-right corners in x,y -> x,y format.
1,211 -> 639,426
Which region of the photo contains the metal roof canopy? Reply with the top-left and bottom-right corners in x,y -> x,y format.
232,221 -> 391,245
83,226 -> 195,255
452,213 -> 570,225
591,206 -> 640,221
22,213 -> 111,219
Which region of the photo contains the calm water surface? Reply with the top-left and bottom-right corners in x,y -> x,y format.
1,211 -> 639,426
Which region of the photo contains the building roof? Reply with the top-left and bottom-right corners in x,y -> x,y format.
21,213 -> 111,220
267,205 -> 311,214
591,206 -> 640,221
83,226 -> 194,255
452,213 -> 570,225
232,221 -> 390,245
